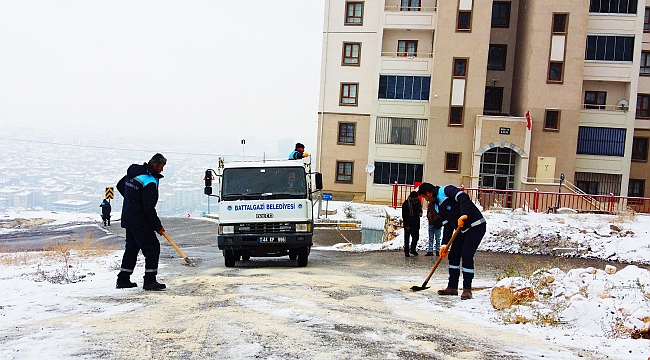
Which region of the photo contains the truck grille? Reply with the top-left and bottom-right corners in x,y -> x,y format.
236,223 -> 294,234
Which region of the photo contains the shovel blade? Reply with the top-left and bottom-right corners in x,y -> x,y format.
182,257 -> 197,267
410,285 -> 430,292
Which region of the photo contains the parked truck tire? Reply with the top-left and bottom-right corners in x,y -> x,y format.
224,250 -> 236,267
297,246 -> 309,267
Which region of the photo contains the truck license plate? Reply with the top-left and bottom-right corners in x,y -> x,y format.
260,236 -> 286,243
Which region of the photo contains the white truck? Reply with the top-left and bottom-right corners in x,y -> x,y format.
204,157 -> 322,267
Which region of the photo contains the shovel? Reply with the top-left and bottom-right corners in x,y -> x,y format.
410,215 -> 467,292
162,232 -> 197,266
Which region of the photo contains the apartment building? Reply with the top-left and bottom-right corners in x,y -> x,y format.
316,0 -> 650,202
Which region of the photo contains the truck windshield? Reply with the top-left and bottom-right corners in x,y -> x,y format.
221,167 -> 307,201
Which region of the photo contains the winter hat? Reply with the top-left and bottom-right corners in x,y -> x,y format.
409,191 -> 419,198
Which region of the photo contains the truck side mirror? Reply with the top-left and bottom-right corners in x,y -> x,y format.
204,169 -> 213,195
204,170 -> 212,187
315,173 -> 323,190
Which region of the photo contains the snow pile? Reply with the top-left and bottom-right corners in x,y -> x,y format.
316,201 -> 650,266
494,265 -> 650,339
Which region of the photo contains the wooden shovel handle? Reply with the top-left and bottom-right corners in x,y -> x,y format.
421,215 -> 467,287
162,232 -> 190,261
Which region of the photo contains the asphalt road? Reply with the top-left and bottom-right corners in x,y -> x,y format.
0,217 -> 639,359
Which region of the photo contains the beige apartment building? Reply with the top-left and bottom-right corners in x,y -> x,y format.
316,0 -> 650,203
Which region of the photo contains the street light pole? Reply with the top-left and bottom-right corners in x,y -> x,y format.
556,172 -> 565,210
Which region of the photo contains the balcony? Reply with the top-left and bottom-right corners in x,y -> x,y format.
583,62 -> 634,82
383,4 -> 437,30
580,106 -> 630,127
380,52 -> 433,73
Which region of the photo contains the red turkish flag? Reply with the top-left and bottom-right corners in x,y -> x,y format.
525,110 -> 532,130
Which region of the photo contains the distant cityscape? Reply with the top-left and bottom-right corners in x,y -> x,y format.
0,128 -> 297,218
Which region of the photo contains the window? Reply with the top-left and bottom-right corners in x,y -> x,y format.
338,123 -> 356,144
575,172 -> 622,195
484,87 -> 503,113
491,2 -> 511,28
576,180 -> 599,195
585,35 -> 635,62
378,75 -> 430,101
457,11 -> 472,31
548,62 -> 564,82
628,179 -> 645,197
373,161 -> 423,185
488,44 -> 507,70
342,42 -> 361,66
397,40 -> 418,57
454,58 -> 468,77
576,127 -> 626,156
345,2 -> 363,25
645,7 -> 650,32
375,117 -> 427,145
340,83 -> 358,106
584,91 -> 607,109
445,153 -> 461,172
401,0 -> 420,11
552,13 -> 568,34
637,94 -> 650,118
632,137 -> 649,161
336,161 -> 354,183
449,107 -> 463,125
589,0 -> 637,14
641,51 -> 650,75
544,110 -> 560,130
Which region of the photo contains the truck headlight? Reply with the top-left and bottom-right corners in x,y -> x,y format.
220,225 -> 235,234
296,223 -> 309,232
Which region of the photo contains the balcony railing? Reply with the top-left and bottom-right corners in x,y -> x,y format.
581,104 -> 628,111
384,6 -> 437,12
381,52 -> 433,58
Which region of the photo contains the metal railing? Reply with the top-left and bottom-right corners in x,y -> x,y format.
391,183 -> 650,214
581,104 -> 628,111
384,6 -> 437,12
381,52 -> 434,58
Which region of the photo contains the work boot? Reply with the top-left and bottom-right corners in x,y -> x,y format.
435,250 -> 439,256
437,287 -> 459,296
116,272 -> 137,289
425,251 -> 434,257
410,251 -> 418,256
143,274 -> 166,291
461,288 -> 473,300
405,253 -> 410,257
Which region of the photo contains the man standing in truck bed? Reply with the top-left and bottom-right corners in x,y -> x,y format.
115,153 -> 167,291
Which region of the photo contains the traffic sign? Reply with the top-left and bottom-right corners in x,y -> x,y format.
105,187 -> 114,200
323,193 -> 333,201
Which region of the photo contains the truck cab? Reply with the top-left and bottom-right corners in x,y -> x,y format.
206,157 -> 322,267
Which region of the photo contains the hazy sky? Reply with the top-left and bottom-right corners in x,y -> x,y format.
0,1 -> 324,158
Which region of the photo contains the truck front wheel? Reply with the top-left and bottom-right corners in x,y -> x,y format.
297,246 -> 309,267
224,251 -> 236,267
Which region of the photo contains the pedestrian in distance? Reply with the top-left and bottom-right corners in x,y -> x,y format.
115,153 -> 167,291
100,199 -> 112,226
417,182 -> 486,300
288,142 -> 309,160
401,191 -> 422,257
425,200 -> 442,257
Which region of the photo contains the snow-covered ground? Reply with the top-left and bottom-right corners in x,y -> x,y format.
1,203 -> 649,359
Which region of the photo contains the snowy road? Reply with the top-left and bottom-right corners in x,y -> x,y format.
1,217 -> 644,359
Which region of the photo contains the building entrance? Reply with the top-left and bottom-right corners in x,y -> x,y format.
479,147 -> 517,190
478,147 -> 517,208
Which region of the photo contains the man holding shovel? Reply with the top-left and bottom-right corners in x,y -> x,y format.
115,153 -> 167,291
417,183 -> 486,300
